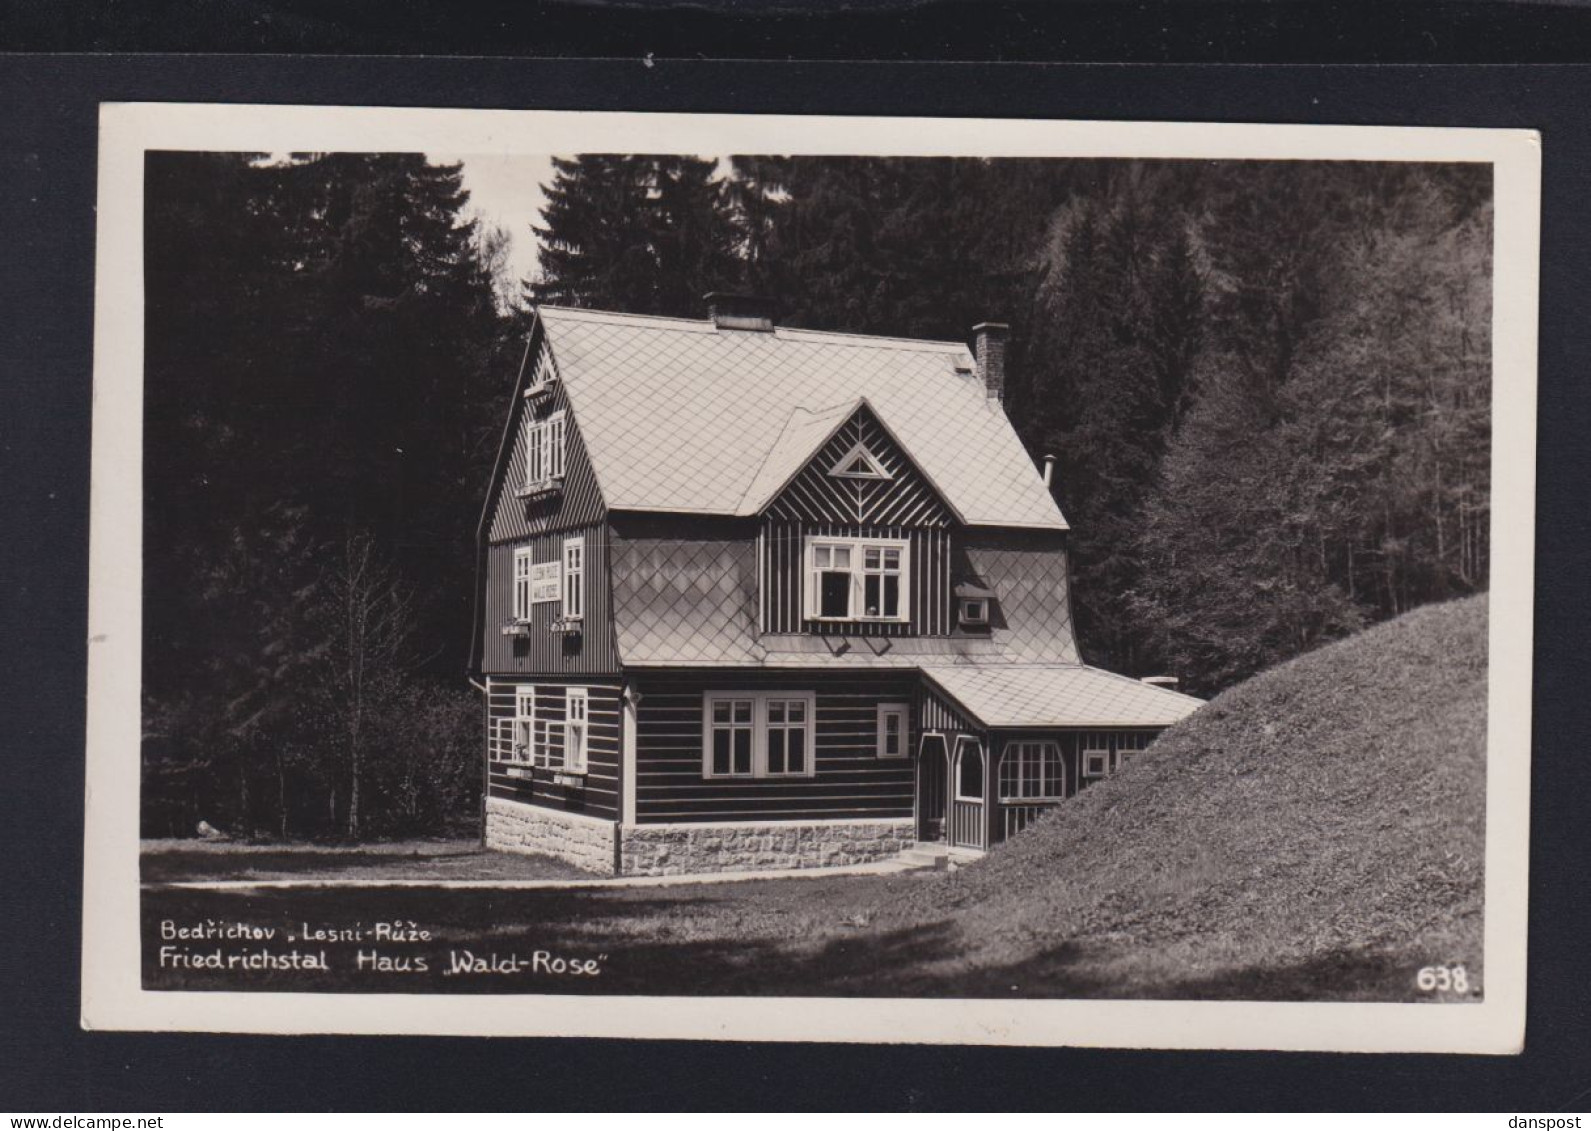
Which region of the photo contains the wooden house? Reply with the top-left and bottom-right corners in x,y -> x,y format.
469,295 -> 1202,875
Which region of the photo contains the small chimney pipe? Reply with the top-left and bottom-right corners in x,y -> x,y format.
972,322 -> 1009,403
1042,454 -> 1056,487
706,292 -> 777,332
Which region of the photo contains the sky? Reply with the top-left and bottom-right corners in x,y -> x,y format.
443,154 -> 557,287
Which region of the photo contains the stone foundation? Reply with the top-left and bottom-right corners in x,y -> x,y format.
485,796 -> 617,875
618,818 -> 915,877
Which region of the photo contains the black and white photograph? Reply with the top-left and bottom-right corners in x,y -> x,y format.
80,106 -> 1538,1050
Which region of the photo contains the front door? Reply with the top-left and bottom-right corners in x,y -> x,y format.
949,736 -> 987,850
916,734 -> 949,842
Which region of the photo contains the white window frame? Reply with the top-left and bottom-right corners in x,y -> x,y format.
1082,741 -> 1112,781
701,691 -> 818,780
959,597 -> 989,626
512,547 -> 534,621
827,441 -> 893,481
953,737 -> 985,802
523,410 -> 568,490
1112,731 -> 1154,772
512,685 -> 537,764
876,702 -> 910,759
998,740 -> 1066,802
564,687 -> 589,773
561,535 -> 585,621
803,535 -> 910,623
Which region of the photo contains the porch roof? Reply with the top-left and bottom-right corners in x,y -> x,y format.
919,663 -> 1204,730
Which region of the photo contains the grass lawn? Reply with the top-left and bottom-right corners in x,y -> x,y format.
141,866 -> 1472,1000
141,837 -> 590,883
142,597 -> 1486,1003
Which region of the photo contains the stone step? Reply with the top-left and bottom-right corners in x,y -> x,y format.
896,846 -> 952,871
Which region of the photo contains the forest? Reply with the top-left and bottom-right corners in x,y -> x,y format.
141,151 -> 1491,839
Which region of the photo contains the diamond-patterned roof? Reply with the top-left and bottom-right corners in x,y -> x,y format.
920,664 -> 1205,729
539,307 -> 1067,529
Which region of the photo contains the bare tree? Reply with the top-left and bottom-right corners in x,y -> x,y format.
314,531 -> 415,840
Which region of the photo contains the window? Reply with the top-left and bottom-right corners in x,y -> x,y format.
1113,731 -> 1154,772
1082,741 -> 1111,781
523,410 -> 567,489
999,741 -> 1065,801
955,739 -> 985,801
512,686 -> 536,764
876,703 -> 909,759
512,548 -> 534,621
828,442 -> 892,480
561,536 -> 584,620
564,688 -> 588,773
702,692 -> 818,779
764,698 -> 810,776
959,598 -> 988,626
805,536 -> 909,622
706,696 -> 756,777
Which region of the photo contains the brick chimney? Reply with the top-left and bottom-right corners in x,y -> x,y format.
706,292 -> 777,332
973,322 -> 1009,403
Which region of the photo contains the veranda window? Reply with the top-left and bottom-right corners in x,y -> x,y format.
804,536 -> 909,622
1113,731 -> 1154,771
998,741 -> 1065,801
1081,738 -> 1112,780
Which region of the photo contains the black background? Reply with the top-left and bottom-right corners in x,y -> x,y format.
4,3 -> 1590,1111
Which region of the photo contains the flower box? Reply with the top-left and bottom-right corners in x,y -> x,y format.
514,476 -> 564,502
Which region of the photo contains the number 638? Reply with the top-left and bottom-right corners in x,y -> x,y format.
1416,965 -> 1469,992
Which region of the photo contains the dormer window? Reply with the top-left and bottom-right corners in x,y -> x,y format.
828,442 -> 892,481
805,536 -> 909,622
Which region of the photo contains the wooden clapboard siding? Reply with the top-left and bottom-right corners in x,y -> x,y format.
760,521 -> 953,637
765,406 -> 955,529
486,677 -> 623,821
482,523 -> 619,675
631,670 -> 918,823
487,350 -> 606,544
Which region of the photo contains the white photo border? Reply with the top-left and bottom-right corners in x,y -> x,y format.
83,103 -> 1539,1052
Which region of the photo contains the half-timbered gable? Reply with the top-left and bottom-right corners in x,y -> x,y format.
760,401 -> 955,528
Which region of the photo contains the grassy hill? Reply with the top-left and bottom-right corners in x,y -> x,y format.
876,594 -> 1489,1000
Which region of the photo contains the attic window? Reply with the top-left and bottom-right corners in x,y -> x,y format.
828,443 -> 892,481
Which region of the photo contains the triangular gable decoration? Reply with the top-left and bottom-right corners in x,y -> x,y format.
828,442 -> 893,481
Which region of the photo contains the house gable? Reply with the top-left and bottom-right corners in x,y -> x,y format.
485,337 -> 606,543
763,402 -> 955,528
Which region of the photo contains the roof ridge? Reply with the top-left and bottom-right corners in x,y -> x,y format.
774,325 -> 970,353
539,303 -> 971,354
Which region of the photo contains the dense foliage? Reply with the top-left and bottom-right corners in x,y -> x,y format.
142,151 -> 1490,839
143,153 -> 512,838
